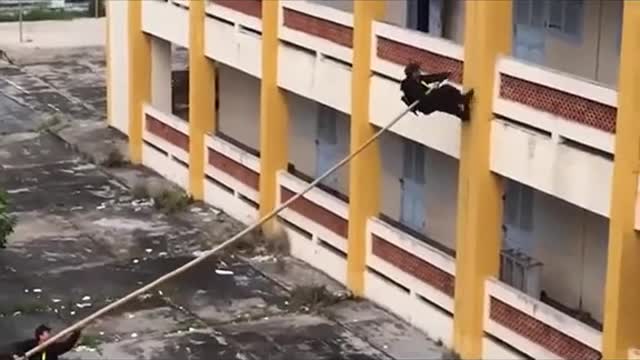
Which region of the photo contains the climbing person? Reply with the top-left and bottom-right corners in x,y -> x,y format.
10,324 -> 82,360
400,62 -> 474,121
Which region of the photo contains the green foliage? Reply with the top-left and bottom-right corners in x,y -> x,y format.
0,8 -> 87,22
0,190 -> 16,248
153,189 -> 192,214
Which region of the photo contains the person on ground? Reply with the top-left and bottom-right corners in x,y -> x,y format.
11,324 -> 82,360
400,62 -> 474,121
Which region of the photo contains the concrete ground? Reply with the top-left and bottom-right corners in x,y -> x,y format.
0,20 -> 450,360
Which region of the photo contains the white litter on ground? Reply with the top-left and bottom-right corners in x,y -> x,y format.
215,269 -> 234,276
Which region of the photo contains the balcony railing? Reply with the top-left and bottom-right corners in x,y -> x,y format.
485,278 -> 602,360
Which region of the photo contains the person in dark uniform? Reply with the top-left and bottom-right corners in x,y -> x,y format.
10,324 -> 82,360
400,62 -> 474,121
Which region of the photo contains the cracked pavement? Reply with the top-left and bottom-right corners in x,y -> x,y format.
0,41 -> 447,359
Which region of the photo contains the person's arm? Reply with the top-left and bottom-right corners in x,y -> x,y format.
420,72 -> 451,85
10,340 -> 33,357
48,330 -> 82,355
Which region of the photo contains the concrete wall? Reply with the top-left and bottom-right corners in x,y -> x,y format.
309,0 -> 352,13
286,90 -> 350,195
107,0 -> 129,133
519,0 -> 622,86
380,132 -> 459,251
308,0 -> 464,43
525,190 -> 609,323
217,64 -> 260,151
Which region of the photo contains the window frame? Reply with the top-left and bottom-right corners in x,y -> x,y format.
545,0 -> 585,44
505,181 -> 534,232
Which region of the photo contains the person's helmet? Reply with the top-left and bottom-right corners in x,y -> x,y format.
35,324 -> 51,339
404,62 -> 421,77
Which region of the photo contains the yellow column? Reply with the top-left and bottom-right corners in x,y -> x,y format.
602,2 -> 640,358
188,0 -> 216,200
346,0 -> 385,296
105,0 -> 112,126
452,1 -> 511,358
127,0 -> 150,164
258,0 -> 288,233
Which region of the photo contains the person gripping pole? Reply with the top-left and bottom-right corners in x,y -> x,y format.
10,325 -> 82,360
400,62 -> 474,121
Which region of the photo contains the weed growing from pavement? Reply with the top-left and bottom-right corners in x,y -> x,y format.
153,189 -> 193,214
100,148 -> 128,168
0,190 -> 15,248
441,349 -> 461,359
287,285 -> 352,313
78,334 -> 103,349
0,302 -> 49,316
36,114 -> 63,133
131,182 -> 150,200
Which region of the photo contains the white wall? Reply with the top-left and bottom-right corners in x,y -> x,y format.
286,90 -> 350,195
107,0 -> 129,133
141,0 -> 189,48
516,0 -> 621,86
529,191 -> 608,323
151,37 -> 172,113
309,0 -> 353,13
217,64 -> 260,151
380,132 -> 458,250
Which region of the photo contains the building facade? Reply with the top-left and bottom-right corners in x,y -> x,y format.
105,0 -> 640,359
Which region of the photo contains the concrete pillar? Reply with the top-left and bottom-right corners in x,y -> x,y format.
346,0 -> 385,296
452,1 -> 511,358
127,0 -> 151,164
602,1 -> 640,358
258,0 -> 289,233
188,0 -> 216,200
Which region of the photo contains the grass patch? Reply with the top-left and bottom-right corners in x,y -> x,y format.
226,222 -> 290,260
0,190 -> 16,249
0,8 -> 89,22
78,334 -> 103,349
100,148 -> 128,168
153,189 -> 192,214
287,285 -> 351,313
131,182 -> 150,200
36,114 -> 64,133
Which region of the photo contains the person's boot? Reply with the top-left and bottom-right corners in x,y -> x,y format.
461,89 -> 475,121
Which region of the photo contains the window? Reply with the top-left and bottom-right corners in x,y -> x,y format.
400,140 -> 426,232
515,0 -> 545,28
514,0 -> 584,39
546,0 -> 584,40
316,105 -> 337,146
402,141 -> 425,185
504,181 -> 534,231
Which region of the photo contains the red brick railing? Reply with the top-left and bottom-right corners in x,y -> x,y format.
371,233 -> 455,297
282,8 -> 353,48
144,110 -> 189,152
211,0 -> 262,18
485,278 -> 602,360
495,57 -> 618,136
373,21 -> 463,83
208,148 -> 259,190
